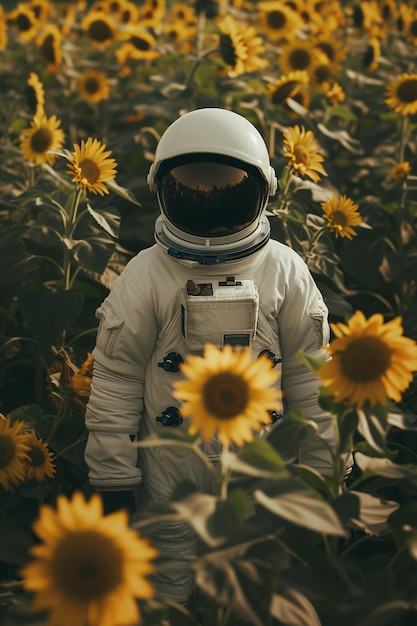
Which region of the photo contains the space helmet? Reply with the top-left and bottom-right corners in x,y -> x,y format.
147,108 -> 277,263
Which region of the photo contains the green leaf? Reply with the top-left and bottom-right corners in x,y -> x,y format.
87,203 -> 120,239
270,588 -> 322,626
255,479 -> 346,535
107,179 -> 141,205
355,452 -> 417,484
0,243 -> 41,286
236,439 -> 286,473
298,351 -> 327,372
72,237 -> 116,275
350,491 -> 399,535
356,407 -> 390,455
19,282 -> 84,351
267,409 -> 317,462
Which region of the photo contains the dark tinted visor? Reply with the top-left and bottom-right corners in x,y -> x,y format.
157,153 -> 267,237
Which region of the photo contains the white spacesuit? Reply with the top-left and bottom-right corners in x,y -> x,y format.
84,108 -> 335,605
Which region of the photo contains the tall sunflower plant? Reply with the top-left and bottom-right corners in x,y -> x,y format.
125,333 -> 417,626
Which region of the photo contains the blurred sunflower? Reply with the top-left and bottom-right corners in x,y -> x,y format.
363,37 -> 381,71
20,492 -> 158,626
217,15 -> 268,77
137,0 -> 166,26
321,194 -> 362,239
77,70 -> 111,104
47,351 -> 94,414
391,161 -> 411,182
317,311 -> 417,408
26,72 -> 45,117
278,38 -> 323,76
266,70 -> 309,106
313,33 -> 346,75
0,5 -> 8,50
20,113 -> 65,166
173,344 -> 281,447
7,3 -> 39,42
385,73 -> 417,115
115,27 -> 161,63
257,1 -> 304,42
37,24 -> 62,72
67,138 -> 117,195
326,81 -> 345,104
23,430 -> 55,483
283,125 -> 326,182
81,11 -> 119,47
310,54 -> 334,92
0,416 -> 30,490
29,0 -> 51,23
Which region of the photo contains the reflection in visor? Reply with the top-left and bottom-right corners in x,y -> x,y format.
157,156 -> 267,237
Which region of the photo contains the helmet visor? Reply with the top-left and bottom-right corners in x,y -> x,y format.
157,154 -> 268,237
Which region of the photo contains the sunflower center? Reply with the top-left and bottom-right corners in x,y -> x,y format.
41,34 -> 55,64
0,435 -> 16,468
397,79 -> 417,104
341,336 -> 392,382
315,64 -> 331,83
88,20 -> 112,43
272,80 -> 298,104
219,34 -> 237,66
294,143 -> 310,166
132,36 -> 151,51
267,10 -> 286,30
53,530 -> 124,601
289,49 -> 311,70
331,210 -> 348,227
85,78 -> 100,94
316,42 -> 334,60
31,128 -> 53,153
28,446 -> 46,467
17,14 -> 32,32
203,372 -> 248,419
79,159 -> 100,183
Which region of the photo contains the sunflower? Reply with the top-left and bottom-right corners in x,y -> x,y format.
278,38 -> 324,77
46,351 -> 93,413
391,161 -> 411,182
67,138 -> 117,195
321,194 -> 362,239
77,70 -> 111,104
81,11 -> 118,47
7,3 -> 39,42
173,344 -> 282,447
217,15 -> 269,78
115,27 -> 161,63
20,492 -> 158,626
0,5 -> 8,51
26,72 -> 45,118
137,0 -> 166,26
20,114 -> 65,166
0,416 -> 30,490
326,81 -> 345,104
283,125 -> 326,182
363,37 -> 381,71
266,70 -> 309,106
310,55 -> 334,92
257,1 -> 304,42
23,431 -> 55,483
37,24 -> 62,72
385,73 -> 417,116
317,311 -> 417,408
29,0 -> 51,23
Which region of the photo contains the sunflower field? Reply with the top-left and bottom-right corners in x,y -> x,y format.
1,0 -> 417,625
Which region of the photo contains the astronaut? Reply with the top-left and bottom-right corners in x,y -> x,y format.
84,108 -> 335,614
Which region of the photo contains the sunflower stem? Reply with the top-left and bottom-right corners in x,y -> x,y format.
63,187 -> 84,291
184,47 -> 220,88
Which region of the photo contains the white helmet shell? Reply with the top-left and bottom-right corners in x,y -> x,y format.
148,108 -> 277,195
148,108 -> 277,264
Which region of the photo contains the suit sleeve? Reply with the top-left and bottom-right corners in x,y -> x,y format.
84,272 -> 158,489
278,256 -> 335,476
